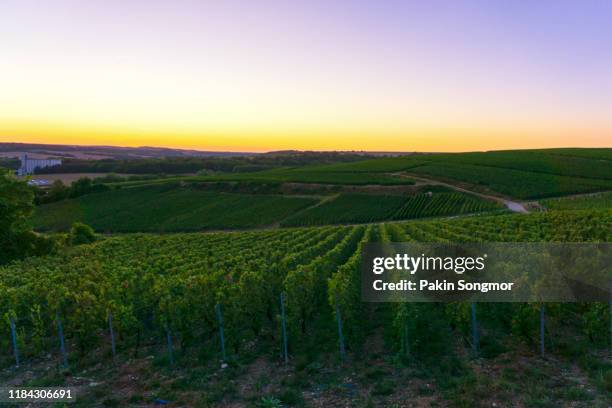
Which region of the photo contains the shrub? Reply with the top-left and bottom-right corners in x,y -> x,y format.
70,222 -> 97,245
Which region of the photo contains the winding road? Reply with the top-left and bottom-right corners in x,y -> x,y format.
401,174 -> 530,213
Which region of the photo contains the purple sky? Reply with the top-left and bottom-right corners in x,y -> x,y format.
1,0 -> 610,150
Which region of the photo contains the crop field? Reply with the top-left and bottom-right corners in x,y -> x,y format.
111,168 -> 416,189
282,192 -> 501,226
391,191 -> 502,219
542,148 -> 612,161
104,148 -> 612,200
424,150 -> 612,180
408,162 -> 612,199
4,148 -> 612,406
281,194 -> 407,226
303,148 -> 612,180
34,184 -> 504,232
541,192 -> 612,210
1,210 -> 610,406
34,184 -> 318,232
240,168 -> 416,185
302,157 -> 428,173
288,149 -> 612,199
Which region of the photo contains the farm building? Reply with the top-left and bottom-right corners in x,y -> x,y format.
17,154 -> 62,176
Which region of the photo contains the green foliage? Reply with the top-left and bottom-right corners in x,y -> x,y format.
424,149 -> 612,180
0,168 -> 54,264
0,209 -> 609,385
282,194 -> 406,226
0,157 -> 20,170
69,222 -> 97,245
59,148 -> 612,201
542,192 -> 612,210
38,180 -> 69,203
291,149 -> 612,181
0,168 -> 34,232
284,148 -> 612,199
36,152 -> 376,175
35,178 -> 111,205
68,178 -> 111,198
106,168 -> 415,189
303,157 -> 427,173
258,396 -> 282,408
195,169 -> 415,186
282,192 -> 500,226
34,184 -> 319,232
410,163 -> 612,199
392,192 -> 501,219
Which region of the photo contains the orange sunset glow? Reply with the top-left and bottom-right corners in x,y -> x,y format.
1,1 -> 611,152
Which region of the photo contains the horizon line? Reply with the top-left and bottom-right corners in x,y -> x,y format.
1,141 -> 610,156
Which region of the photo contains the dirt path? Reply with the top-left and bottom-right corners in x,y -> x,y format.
400,174 -> 530,213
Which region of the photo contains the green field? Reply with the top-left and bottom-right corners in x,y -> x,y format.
307,149 -> 612,199
409,162 -> 612,199
34,184 -> 319,232
281,191 -> 502,226
392,191 -> 502,219
104,148 -> 612,200
281,193 -> 408,226
2,210 -> 611,406
35,183 -> 506,232
541,191 -> 612,210
302,157 -> 428,173
303,148 -> 612,180
110,167 -> 416,189
423,150 -> 612,180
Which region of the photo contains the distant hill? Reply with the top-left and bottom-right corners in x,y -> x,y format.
0,143 -> 422,160
263,150 -> 419,157
0,143 -> 257,160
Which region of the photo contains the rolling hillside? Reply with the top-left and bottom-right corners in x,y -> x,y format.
34,184 -> 318,232
103,148 -> 612,200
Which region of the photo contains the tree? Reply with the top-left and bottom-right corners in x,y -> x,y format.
69,222 -> 97,245
0,168 -> 45,264
35,179 -> 69,204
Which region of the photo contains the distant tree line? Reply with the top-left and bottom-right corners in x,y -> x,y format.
0,168 -> 56,264
34,152 -> 376,175
35,178 -> 111,205
0,168 -> 100,265
0,158 -> 20,171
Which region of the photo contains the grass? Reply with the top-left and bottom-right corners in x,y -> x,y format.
34,183 -> 319,232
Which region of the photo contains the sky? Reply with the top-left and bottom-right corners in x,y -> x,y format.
1,0 -> 611,152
